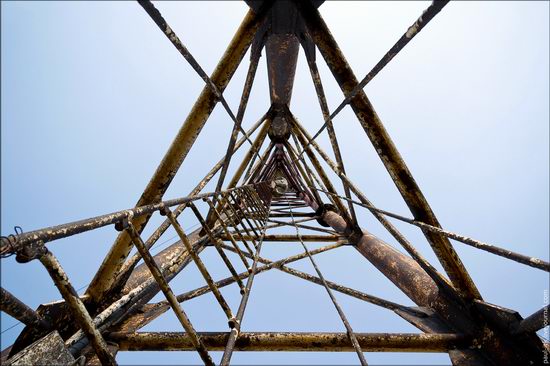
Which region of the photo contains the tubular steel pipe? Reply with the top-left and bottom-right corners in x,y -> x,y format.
138,0 -> 262,157
87,6 -> 268,301
302,193 -> 539,364
38,250 -> 116,365
299,1 -> 450,144
0,287 -> 50,330
305,56 -> 358,224
109,331 -> 469,352
65,228 -> 217,354
515,305 -> 550,334
296,0 -> 481,301
218,234 -> 342,242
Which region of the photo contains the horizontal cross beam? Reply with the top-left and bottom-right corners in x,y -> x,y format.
109,331 -> 469,352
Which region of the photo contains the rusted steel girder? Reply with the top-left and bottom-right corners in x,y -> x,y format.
515,305 -> 550,334
108,331 -> 469,352
218,234 -> 342,242
296,0 -> 481,301
37,249 -> 116,365
87,6 -> 269,302
0,288 -> 50,331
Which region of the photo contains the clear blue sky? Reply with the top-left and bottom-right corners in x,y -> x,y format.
1,1 -> 549,365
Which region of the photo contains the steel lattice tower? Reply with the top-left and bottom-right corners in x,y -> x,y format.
1,1 -> 549,365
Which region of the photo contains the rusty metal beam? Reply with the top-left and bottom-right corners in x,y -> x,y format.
514,305 -> 550,334
218,234 -> 341,242
109,331 -> 469,352
210,47 -> 263,218
37,250 -> 116,365
0,288 -> 49,330
87,6 -> 268,301
297,0 -> 481,301
291,123 -> 353,226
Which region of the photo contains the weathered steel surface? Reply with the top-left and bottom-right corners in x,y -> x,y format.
219,234 -> 342,242
296,0 -> 482,301
4,331 -> 76,366
515,305 -> 550,334
109,331 -> 469,352
38,251 -> 116,365
1,287 -> 49,330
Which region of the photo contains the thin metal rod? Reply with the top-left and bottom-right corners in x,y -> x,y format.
291,124 -> 352,223
265,218 -> 338,235
217,195 -> 256,256
287,202 -> 368,365
218,234 -> 343,242
292,119 -> 453,291
39,250 -> 117,365
125,222 -> 214,366
211,48 -> 262,212
315,188 -> 550,272
0,287 -> 50,330
1,184 -> 260,256
306,56 -> 358,223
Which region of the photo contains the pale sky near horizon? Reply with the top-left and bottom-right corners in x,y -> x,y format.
1,1 -> 549,365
